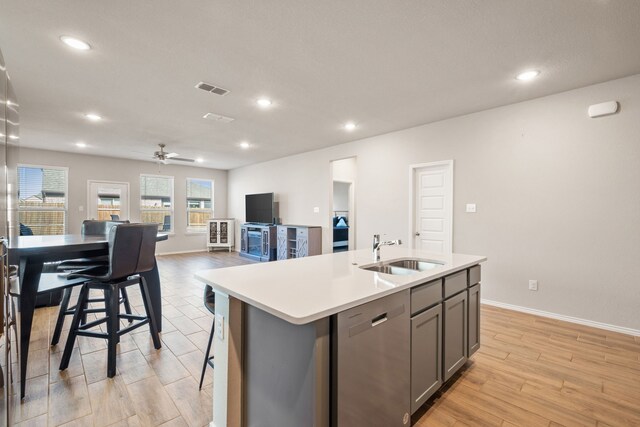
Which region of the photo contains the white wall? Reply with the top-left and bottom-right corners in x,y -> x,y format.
228,73 -> 640,331
9,147 -> 228,254
332,182 -> 349,212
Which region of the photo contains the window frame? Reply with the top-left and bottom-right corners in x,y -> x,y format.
17,163 -> 69,235
140,173 -> 175,233
186,177 -> 214,233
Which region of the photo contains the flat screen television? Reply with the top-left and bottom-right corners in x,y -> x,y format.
245,192 -> 275,224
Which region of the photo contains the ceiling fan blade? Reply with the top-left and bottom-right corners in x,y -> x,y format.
165,152 -> 179,158
171,157 -> 196,162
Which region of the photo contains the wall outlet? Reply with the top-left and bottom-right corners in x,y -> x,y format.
78,205 -> 84,212
528,280 -> 538,291
465,203 -> 477,213
215,313 -> 224,340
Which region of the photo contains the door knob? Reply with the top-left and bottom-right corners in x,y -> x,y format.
414,232 -> 420,236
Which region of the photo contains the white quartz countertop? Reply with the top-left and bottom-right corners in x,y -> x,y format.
195,247 -> 486,325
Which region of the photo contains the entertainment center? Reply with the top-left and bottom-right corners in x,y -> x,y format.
239,192 -> 322,262
240,224 -> 277,262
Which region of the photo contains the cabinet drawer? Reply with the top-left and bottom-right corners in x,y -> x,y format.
411,279 -> 442,315
444,270 -> 467,298
469,265 -> 481,286
296,228 -> 308,238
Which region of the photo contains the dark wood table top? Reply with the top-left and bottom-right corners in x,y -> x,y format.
7,233 -> 169,254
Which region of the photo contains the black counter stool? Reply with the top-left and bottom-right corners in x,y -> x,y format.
51,220 -> 132,346
199,284 -> 215,390
59,223 -> 162,378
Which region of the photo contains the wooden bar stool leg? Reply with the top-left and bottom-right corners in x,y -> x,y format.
139,277 -> 161,349
120,287 -> 133,323
51,288 -> 72,346
60,286 -> 89,370
199,316 -> 215,390
105,286 -> 120,378
104,286 -> 120,378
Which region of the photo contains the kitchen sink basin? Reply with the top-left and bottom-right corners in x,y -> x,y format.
360,265 -> 417,275
360,258 -> 444,275
386,259 -> 444,271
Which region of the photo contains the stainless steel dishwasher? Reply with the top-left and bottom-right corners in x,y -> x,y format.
332,290 -> 411,426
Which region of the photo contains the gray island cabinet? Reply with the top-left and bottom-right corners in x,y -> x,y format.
195,247 -> 485,427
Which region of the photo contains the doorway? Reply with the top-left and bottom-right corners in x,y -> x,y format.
330,157 -> 356,252
87,180 -> 130,221
410,161 -> 453,253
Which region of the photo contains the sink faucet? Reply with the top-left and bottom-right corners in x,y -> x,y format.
373,234 -> 402,261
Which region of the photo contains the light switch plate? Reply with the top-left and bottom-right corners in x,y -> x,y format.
215,313 -> 224,340
313,206 -> 320,213
78,205 -> 84,212
528,280 -> 538,291
466,203 -> 477,213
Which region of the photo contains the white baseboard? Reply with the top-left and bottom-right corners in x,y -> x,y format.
481,299 -> 640,337
156,249 -> 208,256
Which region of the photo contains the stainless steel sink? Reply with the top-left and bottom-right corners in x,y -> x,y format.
386,259 -> 444,271
360,258 -> 444,275
360,265 -> 417,275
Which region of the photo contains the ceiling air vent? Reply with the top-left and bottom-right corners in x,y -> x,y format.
202,112 -> 235,123
195,81 -> 230,96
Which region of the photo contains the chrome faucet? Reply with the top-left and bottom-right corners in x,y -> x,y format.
373,234 -> 402,261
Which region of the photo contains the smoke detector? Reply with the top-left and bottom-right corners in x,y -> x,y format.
195,81 -> 230,96
202,112 -> 235,123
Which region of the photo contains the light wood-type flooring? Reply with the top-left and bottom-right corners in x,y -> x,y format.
2,251 -> 640,426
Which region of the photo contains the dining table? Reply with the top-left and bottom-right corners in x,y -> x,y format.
7,232 -> 168,399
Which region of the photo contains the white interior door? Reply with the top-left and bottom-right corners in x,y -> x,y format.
411,161 -> 453,253
87,180 -> 130,221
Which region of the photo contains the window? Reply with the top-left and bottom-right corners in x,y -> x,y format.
17,165 -> 68,235
187,178 -> 213,231
98,194 -> 121,220
140,175 -> 174,232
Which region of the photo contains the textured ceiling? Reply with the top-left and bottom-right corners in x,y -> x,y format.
1,0 -> 639,169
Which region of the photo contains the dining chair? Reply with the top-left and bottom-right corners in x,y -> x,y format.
199,284 -> 215,390
51,220 -> 133,346
59,223 -> 162,378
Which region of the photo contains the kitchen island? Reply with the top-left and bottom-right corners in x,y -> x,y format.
195,247 -> 486,427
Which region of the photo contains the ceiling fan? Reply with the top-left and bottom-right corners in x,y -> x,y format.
153,143 -> 195,163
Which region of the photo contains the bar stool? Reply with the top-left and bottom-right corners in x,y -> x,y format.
51,220 -> 132,346
59,223 -> 162,377
198,284 -> 215,390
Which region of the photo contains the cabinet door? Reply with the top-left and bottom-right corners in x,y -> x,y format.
219,221 -> 228,244
443,291 -> 467,382
276,227 -> 287,260
411,304 -> 442,414
262,229 -> 269,256
296,228 -> 308,257
240,227 -> 247,252
468,284 -> 480,357
209,221 -> 218,244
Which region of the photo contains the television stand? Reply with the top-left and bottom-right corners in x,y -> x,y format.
239,223 -> 277,262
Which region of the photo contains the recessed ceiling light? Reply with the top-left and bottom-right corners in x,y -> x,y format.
8,134 -> 19,140
239,141 -> 250,149
84,113 -> 102,121
515,70 -> 540,81
76,142 -> 87,148
344,122 -> 357,131
60,35 -> 91,51
256,98 -> 272,108
196,158 -> 204,163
